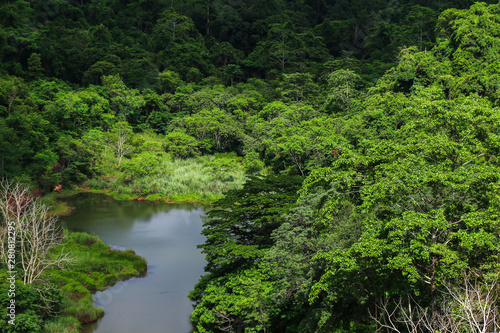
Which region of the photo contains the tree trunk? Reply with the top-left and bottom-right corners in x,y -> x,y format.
430,255 -> 438,326
206,1 -> 210,35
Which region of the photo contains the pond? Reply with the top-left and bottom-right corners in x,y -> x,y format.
59,193 -> 207,333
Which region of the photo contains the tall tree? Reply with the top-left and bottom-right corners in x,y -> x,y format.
305,89 -> 500,329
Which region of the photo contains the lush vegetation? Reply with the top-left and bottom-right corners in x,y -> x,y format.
2,0 -> 500,332
0,231 -> 147,333
2,0 -> 497,199
84,151 -> 248,202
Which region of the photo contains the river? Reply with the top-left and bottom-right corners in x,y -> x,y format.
59,193 -> 207,333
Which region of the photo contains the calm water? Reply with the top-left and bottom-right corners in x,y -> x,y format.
59,193 -> 207,333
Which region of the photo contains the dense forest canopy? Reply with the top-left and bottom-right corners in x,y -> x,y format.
2,0 -> 499,188
2,0 -> 500,332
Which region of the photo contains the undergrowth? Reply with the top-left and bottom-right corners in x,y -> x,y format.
42,231 -> 147,332
85,153 -> 249,203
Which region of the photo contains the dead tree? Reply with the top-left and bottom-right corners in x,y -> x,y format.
371,272 -> 500,333
0,180 -> 72,284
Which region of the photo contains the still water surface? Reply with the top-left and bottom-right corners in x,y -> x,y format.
60,193 -> 206,333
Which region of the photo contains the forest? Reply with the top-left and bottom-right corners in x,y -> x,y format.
2,0 -> 500,332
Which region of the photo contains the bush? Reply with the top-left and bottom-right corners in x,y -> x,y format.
62,303 -> 103,323
0,272 -> 56,333
243,152 -> 265,174
164,130 -> 200,159
120,152 -> 163,179
68,232 -> 99,246
39,230 -> 148,328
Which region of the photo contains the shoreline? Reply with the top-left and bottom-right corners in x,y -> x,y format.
47,187 -> 214,216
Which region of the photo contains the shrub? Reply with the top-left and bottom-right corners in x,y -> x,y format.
120,152 -> 162,179
243,152 -> 265,174
68,232 -> 99,246
164,130 -> 200,159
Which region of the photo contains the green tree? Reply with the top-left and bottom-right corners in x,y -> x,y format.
164,129 -> 200,158
102,75 -> 145,127
152,9 -> 196,47
390,5 -> 437,52
248,21 -> 305,73
198,174 -> 302,272
183,108 -> 243,152
304,90 -> 500,329
45,88 -> 113,134
27,53 -> 44,80
279,72 -> 319,104
158,70 -> 184,94
0,118 -> 24,177
433,2 -> 500,102
243,151 -> 265,175
190,175 -> 303,332
325,69 -> 362,112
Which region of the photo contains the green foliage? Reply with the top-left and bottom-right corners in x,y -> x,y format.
390,5 -> 438,52
3,0 -> 500,331
120,152 -> 163,179
27,53 -> 45,80
182,108 -> 244,152
190,174 -> 304,332
202,155 -> 242,182
301,90 -> 500,330
38,231 -> 147,326
86,154 -> 246,203
43,316 -> 81,333
0,272 -> 48,333
158,70 -> 184,94
279,72 -> 321,105
325,69 -> 363,113
164,129 -> 200,158
243,152 -> 265,175
46,88 -> 114,133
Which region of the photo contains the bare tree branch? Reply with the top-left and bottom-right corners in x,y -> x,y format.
0,179 -> 75,284
370,273 -> 500,333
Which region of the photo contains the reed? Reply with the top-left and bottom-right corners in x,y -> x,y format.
85,153 -> 247,203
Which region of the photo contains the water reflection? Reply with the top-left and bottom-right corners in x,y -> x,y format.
59,193 -> 206,333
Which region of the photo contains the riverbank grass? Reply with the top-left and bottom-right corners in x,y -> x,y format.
84,153 -> 248,203
43,231 -> 147,332
43,317 -> 81,333
40,190 -> 82,216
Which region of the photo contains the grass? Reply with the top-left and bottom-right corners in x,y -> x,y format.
40,190 -> 82,216
84,153 -> 248,203
43,230 -> 147,331
43,317 -> 81,333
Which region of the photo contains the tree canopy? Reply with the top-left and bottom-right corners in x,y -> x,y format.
2,0 -> 500,332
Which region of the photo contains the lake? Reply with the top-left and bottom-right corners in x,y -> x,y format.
59,193 -> 207,333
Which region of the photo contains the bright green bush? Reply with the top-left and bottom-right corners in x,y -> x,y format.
0,271 -> 58,333
243,152 -> 265,174
120,152 -> 164,179
164,130 -> 200,158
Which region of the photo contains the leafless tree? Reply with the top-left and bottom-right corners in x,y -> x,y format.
0,180 -> 34,264
111,121 -> 133,166
371,272 -> 500,333
0,180 -> 73,284
371,294 -> 428,333
438,272 -> 500,333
